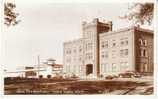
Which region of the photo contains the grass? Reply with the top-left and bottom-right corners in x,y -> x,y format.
4,77 -> 153,95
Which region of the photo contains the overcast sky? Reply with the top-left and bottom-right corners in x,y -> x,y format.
2,1 -> 153,71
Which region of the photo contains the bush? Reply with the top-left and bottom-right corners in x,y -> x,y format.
39,75 -> 43,79
47,75 -> 51,79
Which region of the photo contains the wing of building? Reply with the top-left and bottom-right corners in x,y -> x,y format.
63,18 -> 153,78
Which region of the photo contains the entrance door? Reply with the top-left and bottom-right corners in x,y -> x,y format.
86,64 -> 93,75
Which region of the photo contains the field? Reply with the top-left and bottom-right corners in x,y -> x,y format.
4,76 -> 153,95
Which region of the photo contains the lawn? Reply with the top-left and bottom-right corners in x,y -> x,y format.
4,77 -> 153,95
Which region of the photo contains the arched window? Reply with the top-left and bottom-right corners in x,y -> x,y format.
139,39 -> 143,45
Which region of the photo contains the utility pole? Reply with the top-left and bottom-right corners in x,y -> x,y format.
37,55 -> 40,78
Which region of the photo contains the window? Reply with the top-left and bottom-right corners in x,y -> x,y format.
66,49 -> 71,54
120,62 -> 129,71
139,39 -> 143,45
101,64 -> 104,73
86,31 -> 92,38
104,63 -> 107,72
101,41 -> 108,49
101,52 -> 108,58
140,49 -> 143,57
66,58 -> 71,62
112,50 -> 116,58
101,52 -> 104,58
101,42 -> 105,48
101,63 -> 108,73
120,39 -> 128,46
112,63 -> 117,72
143,50 -> 146,57
125,49 -> 128,55
112,42 -> 116,47
73,49 -> 76,53
86,42 -> 93,50
88,42 -> 93,49
79,56 -> 82,61
73,57 -> 76,61
143,49 -> 147,57
105,41 -> 108,48
144,40 -> 147,46
125,40 -> 128,45
120,62 -> 124,71
140,49 -> 147,57
120,49 -> 128,57
105,52 -> 108,58
120,50 -> 124,57
144,63 -> 148,72
66,65 -> 70,72
86,53 -> 93,60
79,48 -> 82,52
120,41 -> 124,45
79,65 -> 82,73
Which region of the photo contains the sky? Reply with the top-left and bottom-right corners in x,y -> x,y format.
2,1 -> 153,71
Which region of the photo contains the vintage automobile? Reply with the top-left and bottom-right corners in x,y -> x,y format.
105,75 -> 118,80
118,71 -> 141,78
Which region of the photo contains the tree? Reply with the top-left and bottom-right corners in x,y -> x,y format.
4,2 -> 20,26
120,3 -> 154,25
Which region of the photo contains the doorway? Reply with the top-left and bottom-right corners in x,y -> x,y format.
86,64 -> 93,75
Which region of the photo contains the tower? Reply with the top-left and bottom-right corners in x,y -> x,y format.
82,18 -> 112,77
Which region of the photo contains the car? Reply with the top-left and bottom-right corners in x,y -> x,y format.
52,75 -> 63,79
133,73 -> 141,78
105,75 -> 114,80
70,74 -> 79,79
118,71 -> 141,78
105,75 -> 118,80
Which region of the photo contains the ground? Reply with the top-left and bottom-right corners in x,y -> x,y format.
4,76 -> 153,95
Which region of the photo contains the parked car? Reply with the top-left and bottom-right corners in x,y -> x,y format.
52,74 -> 63,79
70,74 -> 79,79
118,71 -> 141,78
133,72 -> 141,78
105,75 -> 118,80
105,75 -> 114,80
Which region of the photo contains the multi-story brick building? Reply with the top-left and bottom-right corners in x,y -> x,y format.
63,18 -> 153,78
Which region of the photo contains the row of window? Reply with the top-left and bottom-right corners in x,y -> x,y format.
101,51 -> 108,58
101,49 -> 128,59
66,65 -> 82,73
101,62 -> 129,72
139,39 -> 147,46
66,56 -> 83,62
101,39 -> 128,49
85,42 -> 93,50
85,53 -> 93,60
120,49 -> 128,57
140,49 -> 148,57
65,47 -> 82,55
84,32 -> 93,38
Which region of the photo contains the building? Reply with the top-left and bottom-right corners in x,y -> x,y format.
25,66 -> 37,78
43,58 -> 63,76
63,18 -> 153,78
24,65 -> 53,78
24,59 -> 63,78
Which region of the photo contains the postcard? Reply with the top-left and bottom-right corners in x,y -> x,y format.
1,0 -> 157,97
